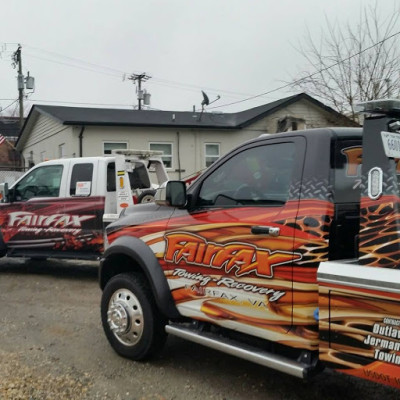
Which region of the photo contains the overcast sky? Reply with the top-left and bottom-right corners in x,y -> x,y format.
0,0 -> 398,115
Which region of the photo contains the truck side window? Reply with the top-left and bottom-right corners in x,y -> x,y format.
197,143 -> 295,207
14,165 -> 63,201
70,163 -> 94,196
330,140 -> 362,260
107,162 -> 116,192
334,141 -> 362,203
128,162 -> 151,189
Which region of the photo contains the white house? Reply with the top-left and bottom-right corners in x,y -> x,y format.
16,93 -> 357,180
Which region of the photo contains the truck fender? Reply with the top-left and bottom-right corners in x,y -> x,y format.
99,235 -> 181,319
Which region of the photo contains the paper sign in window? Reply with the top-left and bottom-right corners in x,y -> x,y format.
75,181 -> 91,196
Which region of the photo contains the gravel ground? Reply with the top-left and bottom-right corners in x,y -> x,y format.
0,257 -> 399,400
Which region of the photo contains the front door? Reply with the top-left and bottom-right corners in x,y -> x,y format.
0,160 -> 104,258
62,159 -> 104,257
162,137 -> 306,344
0,163 -> 67,256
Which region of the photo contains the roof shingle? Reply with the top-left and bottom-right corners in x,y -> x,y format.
32,93 -> 352,130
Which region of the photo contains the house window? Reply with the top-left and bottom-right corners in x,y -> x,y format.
104,142 -> 128,155
277,117 -> 307,133
28,151 -> 34,168
59,143 -> 66,158
149,143 -> 172,169
205,143 -> 220,167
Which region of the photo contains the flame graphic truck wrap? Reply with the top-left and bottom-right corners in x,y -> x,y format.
0,150 -> 168,260
99,99 -> 400,390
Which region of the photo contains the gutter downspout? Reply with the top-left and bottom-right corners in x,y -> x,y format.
79,126 -> 85,157
177,131 -> 182,180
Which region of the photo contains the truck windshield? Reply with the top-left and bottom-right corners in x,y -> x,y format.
14,165 -> 63,201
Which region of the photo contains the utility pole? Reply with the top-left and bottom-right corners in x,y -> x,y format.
13,45 -> 24,128
11,45 -> 35,129
128,73 -> 151,110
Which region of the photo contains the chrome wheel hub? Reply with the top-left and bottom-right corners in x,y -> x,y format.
108,302 -> 129,334
107,289 -> 144,346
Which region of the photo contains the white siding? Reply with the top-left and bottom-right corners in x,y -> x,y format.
80,126 -> 261,180
20,98 -> 352,179
22,114 -> 75,166
251,98 -> 348,133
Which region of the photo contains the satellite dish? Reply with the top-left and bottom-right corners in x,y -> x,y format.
201,91 -> 210,106
198,91 -> 221,120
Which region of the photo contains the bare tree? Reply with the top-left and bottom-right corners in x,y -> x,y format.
0,99 -> 32,118
290,3 -> 400,120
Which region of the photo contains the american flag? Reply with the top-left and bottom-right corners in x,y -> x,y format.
0,135 -> 5,145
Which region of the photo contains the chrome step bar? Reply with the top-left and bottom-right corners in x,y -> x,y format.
166,324 -> 310,379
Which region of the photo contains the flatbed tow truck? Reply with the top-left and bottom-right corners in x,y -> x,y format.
0,149 -> 168,260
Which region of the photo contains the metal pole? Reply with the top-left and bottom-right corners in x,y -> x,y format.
128,73 -> 151,110
16,46 -> 24,129
138,76 -> 142,110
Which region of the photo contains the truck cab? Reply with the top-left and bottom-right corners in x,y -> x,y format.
99,128 -> 361,370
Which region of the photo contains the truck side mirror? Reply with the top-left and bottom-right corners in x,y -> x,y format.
155,181 -> 186,207
0,182 -> 9,203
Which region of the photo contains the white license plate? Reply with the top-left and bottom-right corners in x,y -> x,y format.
381,131 -> 400,158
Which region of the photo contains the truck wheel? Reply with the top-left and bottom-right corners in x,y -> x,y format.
101,272 -> 167,360
137,190 -> 156,203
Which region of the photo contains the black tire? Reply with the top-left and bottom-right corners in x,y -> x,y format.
137,189 -> 156,204
101,272 -> 167,360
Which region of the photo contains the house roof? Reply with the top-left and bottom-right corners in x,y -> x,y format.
17,93 -> 358,149
25,92 -> 358,128
0,117 -> 21,138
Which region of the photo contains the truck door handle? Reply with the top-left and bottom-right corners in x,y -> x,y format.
251,226 -> 280,237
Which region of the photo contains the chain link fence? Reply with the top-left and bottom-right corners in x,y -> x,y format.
0,170 -> 25,185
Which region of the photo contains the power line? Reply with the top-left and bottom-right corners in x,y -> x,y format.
147,79 -> 258,100
27,99 -> 134,107
24,53 -> 122,78
2,97 -> 133,109
2,97 -> 150,108
19,44 -> 264,100
207,29 -> 400,110
0,99 -> 19,113
3,29 -> 400,113
24,44 -> 128,75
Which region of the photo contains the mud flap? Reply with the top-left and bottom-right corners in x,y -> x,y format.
317,261 -> 400,389
0,229 -> 6,257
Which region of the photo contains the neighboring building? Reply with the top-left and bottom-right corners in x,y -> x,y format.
16,93 -> 358,180
0,117 -> 24,170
